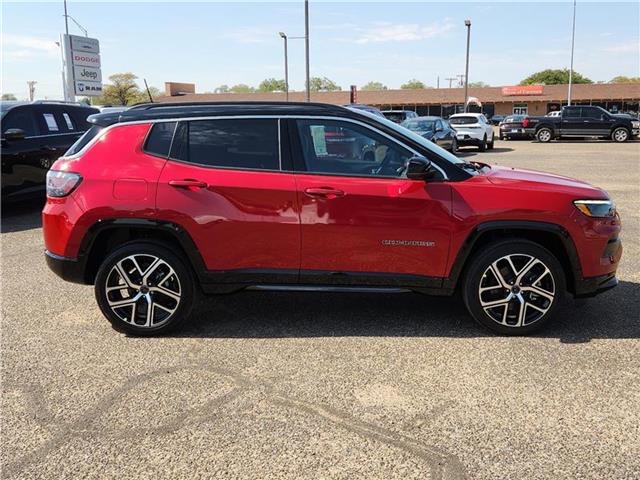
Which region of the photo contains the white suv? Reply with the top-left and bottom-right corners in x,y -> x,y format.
449,113 -> 495,151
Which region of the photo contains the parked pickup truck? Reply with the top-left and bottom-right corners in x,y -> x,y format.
523,105 -> 639,143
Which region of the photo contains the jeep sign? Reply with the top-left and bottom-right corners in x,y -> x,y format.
62,34 -> 102,98
74,65 -> 102,83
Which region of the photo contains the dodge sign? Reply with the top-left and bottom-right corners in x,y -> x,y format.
62,34 -> 103,98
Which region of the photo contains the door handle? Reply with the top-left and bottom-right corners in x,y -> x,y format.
168,179 -> 208,189
304,187 -> 345,199
40,145 -> 57,152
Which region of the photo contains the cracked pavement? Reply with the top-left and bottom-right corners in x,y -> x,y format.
2,139 -> 639,479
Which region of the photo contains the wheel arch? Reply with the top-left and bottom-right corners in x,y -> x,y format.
444,220 -> 581,294
78,219 -> 206,285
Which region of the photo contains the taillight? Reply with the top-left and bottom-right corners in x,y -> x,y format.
522,118 -> 530,127
46,170 -> 82,197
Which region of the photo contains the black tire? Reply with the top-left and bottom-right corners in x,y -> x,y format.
462,240 -> 565,335
499,133 -> 504,140
611,127 -> 630,143
536,127 -> 553,143
487,134 -> 495,149
449,137 -> 458,154
478,135 -> 487,151
94,242 -> 196,336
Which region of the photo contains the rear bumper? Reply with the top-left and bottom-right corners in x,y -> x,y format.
45,250 -> 87,284
574,272 -> 618,298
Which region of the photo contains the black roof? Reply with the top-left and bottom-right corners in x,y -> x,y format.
88,101 -> 355,127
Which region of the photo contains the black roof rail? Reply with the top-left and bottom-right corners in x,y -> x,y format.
127,101 -> 344,111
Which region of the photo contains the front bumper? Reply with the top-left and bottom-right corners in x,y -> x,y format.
45,250 -> 87,284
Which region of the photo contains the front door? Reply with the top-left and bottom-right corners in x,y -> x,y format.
156,118 -> 300,281
290,118 -> 452,286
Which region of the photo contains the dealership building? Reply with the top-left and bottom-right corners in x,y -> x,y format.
160,82 -> 640,118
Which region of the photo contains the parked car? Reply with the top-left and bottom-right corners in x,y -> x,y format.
43,101 -> 621,336
381,109 -> 418,123
499,115 -> 531,140
490,115 -> 505,125
524,105 -> 640,142
345,104 -> 385,118
448,113 -> 495,150
1,101 -> 99,202
401,116 -> 458,152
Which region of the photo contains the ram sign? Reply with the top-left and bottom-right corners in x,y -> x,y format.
62,34 -> 103,98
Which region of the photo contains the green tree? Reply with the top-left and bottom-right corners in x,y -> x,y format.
520,69 -> 592,85
1,93 -> 17,100
468,81 -> 490,88
361,81 -> 387,91
229,84 -> 255,93
610,76 -> 640,84
258,78 -> 286,92
400,79 -> 426,89
214,84 -> 230,93
309,76 -> 342,92
92,73 -> 142,105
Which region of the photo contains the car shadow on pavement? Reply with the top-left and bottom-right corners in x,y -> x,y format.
179,280 -> 639,343
1,198 -> 44,233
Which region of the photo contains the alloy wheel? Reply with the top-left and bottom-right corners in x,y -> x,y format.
613,129 -> 628,142
538,129 -> 551,142
104,254 -> 182,328
478,253 -> 555,328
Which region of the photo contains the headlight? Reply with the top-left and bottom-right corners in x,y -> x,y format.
573,199 -> 616,218
46,170 -> 82,197
632,120 -> 640,128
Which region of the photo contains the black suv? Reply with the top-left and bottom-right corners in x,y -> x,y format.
1,101 -> 99,202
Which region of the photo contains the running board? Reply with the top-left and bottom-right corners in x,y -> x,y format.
246,285 -> 411,293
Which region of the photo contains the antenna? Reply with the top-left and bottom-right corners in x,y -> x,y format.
27,81 -> 37,101
143,79 -> 154,103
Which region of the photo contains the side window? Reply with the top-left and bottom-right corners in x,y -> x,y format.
563,107 -> 581,118
295,119 -> 412,178
62,112 -> 75,130
2,109 -> 38,136
144,122 -> 176,157
42,113 -> 60,132
581,107 -> 602,119
171,119 -> 279,170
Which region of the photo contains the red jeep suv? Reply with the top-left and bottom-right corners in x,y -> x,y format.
43,102 -> 622,336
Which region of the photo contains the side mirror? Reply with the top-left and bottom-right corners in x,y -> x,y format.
3,128 -> 26,141
406,156 -> 437,181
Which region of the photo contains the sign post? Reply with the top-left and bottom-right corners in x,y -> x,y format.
61,33 -> 102,101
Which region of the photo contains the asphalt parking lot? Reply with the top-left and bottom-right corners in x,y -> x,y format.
2,138 -> 639,480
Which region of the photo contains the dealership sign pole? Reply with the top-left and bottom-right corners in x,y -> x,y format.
61,34 -> 103,101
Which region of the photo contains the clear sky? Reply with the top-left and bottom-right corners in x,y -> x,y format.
2,1 -> 639,100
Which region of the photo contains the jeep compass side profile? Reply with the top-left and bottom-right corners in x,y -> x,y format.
43,102 -> 622,336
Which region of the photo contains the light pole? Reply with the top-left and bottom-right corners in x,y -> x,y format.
279,32 -> 289,101
567,0 -> 577,105
463,19 -> 471,113
304,0 -> 310,102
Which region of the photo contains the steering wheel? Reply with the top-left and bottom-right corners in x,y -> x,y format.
373,148 -> 404,176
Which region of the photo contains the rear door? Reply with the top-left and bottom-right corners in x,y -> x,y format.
560,106 -> 582,135
290,117 -> 452,286
156,118 -> 300,281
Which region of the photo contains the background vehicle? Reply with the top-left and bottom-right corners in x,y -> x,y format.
1,101 -> 98,201
499,115 -> 531,140
490,114 -> 505,125
524,105 -> 640,142
43,102 -> 621,337
546,111 -> 561,118
448,113 -> 495,150
401,116 -> 458,152
345,104 -> 385,118
381,109 -> 418,123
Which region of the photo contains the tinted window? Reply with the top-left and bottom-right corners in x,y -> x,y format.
65,125 -> 102,156
403,119 -> 436,131
144,122 -> 176,157
295,119 -> 412,178
563,107 -> 581,118
449,116 -> 479,125
581,107 -> 604,119
173,119 -> 279,170
42,113 -> 60,132
2,108 -> 38,136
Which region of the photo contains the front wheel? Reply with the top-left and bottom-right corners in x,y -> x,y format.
611,127 -> 630,143
536,127 -> 553,143
462,240 -> 565,335
94,242 -> 196,335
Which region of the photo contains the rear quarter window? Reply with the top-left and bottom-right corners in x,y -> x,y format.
144,122 -> 177,157
65,125 -> 103,156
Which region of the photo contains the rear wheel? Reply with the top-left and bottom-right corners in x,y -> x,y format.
478,135 -> 487,151
612,127 -> 629,143
462,240 -> 565,335
94,242 -> 195,335
536,127 -> 553,143
487,133 -> 495,149
450,137 -> 458,154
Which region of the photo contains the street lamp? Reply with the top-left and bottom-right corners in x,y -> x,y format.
567,0 -> 577,105
279,32 -> 289,101
463,19 -> 471,113
304,0 -> 310,102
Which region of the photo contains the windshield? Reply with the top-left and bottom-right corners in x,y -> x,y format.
449,116 -> 479,125
352,109 -> 467,166
402,119 -> 436,131
505,115 -> 525,122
